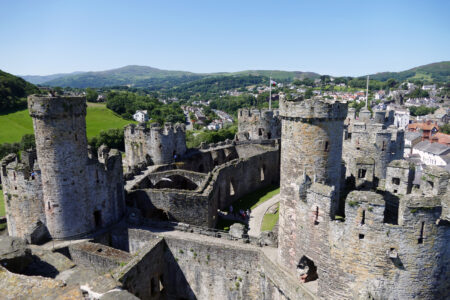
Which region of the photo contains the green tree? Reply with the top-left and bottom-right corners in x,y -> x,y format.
305,88 -> 314,99
86,88 -> 98,102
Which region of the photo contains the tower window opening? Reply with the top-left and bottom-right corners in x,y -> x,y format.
75,134 -> 78,141
324,141 -> 329,152
418,221 -> 424,244
48,202 -> 51,210
258,128 -> 263,136
361,210 -> 365,225
358,169 -> 366,179
229,180 -> 235,196
13,172 -> 16,180
359,234 -> 365,239
382,141 -> 386,151
314,206 -> 319,225
348,133 -> 352,140
260,166 -> 265,182
94,210 -> 102,228
96,169 -> 99,183
392,177 -> 400,185
427,181 -> 434,188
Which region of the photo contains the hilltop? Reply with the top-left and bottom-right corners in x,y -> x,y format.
367,61 -> 450,83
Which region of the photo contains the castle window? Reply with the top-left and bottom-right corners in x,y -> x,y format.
392,177 -> 400,185
382,141 -> 386,151
358,169 -> 366,179
75,134 -> 78,141
229,180 -> 235,196
258,128 -> 263,136
94,210 -> 102,228
13,172 -> 16,180
14,186 -> 17,190
314,206 -> 319,225
48,202 -> 51,210
96,170 -> 99,183
260,166 -> 265,182
361,210 -> 365,225
159,275 -> 165,292
324,141 -> 329,152
427,181 -> 434,188
418,221 -> 424,244
359,234 -> 365,239
348,133 -> 352,140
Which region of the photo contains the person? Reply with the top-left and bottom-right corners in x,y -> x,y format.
229,205 -> 233,216
246,209 -> 250,219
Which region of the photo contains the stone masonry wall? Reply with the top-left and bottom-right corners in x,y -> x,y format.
237,108 -> 281,140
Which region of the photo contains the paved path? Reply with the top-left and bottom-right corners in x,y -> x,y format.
248,194 -> 280,237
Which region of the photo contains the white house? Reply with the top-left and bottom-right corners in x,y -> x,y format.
404,131 -> 422,157
412,141 -> 450,166
133,110 -> 149,123
394,109 -> 410,129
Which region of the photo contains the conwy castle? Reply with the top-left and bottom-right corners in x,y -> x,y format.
0,94 -> 448,299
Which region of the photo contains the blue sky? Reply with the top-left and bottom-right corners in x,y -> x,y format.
0,0 -> 449,76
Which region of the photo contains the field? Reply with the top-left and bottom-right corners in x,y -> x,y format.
0,103 -> 135,144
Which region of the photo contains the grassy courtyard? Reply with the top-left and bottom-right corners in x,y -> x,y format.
261,203 -> 279,231
0,103 -> 135,144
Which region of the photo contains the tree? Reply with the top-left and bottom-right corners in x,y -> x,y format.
386,78 -> 398,88
20,134 -> 35,150
305,88 -> 313,99
86,88 -> 98,102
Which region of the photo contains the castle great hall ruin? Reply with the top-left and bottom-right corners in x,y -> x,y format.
1,94 -> 449,299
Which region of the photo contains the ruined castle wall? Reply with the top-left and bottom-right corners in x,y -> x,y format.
1,156 -> 45,242
124,124 -> 148,169
124,123 -> 187,170
118,228 -> 307,300
343,123 -> 392,181
237,108 -> 281,141
68,241 -> 131,274
86,151 -> 126,230
324,191 -> 449,299
115,238 -> 165,300
212,148 -> 280,210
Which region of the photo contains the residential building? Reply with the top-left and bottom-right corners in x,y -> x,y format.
412,140 -> 450,166
133,110 -> 149,123
407,120 -> 439,140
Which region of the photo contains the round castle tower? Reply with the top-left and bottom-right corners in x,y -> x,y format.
277,94 -> 348,271
28,95 -> 91,239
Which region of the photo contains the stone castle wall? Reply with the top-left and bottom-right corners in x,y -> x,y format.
20,95 -> 126,240
124,122 -> 186,170
127,143 -> 280,227
237,108 -> 281,141
0,153 -> 45,243
278,96 -> 347,271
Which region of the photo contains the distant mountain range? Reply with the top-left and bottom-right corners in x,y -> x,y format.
19,61 -> 449,88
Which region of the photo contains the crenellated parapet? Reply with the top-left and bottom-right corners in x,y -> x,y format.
28,95 -> 86,119
124,122 -> 187,169
0,152 -> 46,243
279,94 -> 348,120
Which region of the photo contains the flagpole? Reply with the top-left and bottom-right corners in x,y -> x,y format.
269,76 -> 272,110
365,75 -> 369,110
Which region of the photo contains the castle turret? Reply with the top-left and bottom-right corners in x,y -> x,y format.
277,94 -> 347,271
237,108 -> 281,141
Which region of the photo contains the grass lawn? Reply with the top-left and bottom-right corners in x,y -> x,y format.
0,103 -> 135,144
230,184 -> 280,211
261,203 -> 279,232
216,185 -> 280,231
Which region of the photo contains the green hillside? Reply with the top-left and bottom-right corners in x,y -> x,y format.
42,65 -> 201,88
368,61 -> 450,83
0,103 -> 135,144
0,69 -> 39,112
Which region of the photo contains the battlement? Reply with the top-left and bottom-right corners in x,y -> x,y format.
238,108 -> 276,120
279,93 -> 348,120
28,95 -> 86,119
